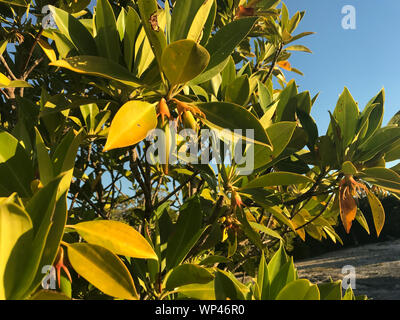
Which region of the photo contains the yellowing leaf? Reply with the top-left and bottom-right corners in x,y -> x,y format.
367,191 -> 385,237
67,243 -> 138,300
70,220 -> 158,260
38,39 -> 57,63
277,61 -> 292,71
103,100 -> 157,151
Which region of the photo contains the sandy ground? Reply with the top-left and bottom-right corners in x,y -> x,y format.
295,239 -> 400,300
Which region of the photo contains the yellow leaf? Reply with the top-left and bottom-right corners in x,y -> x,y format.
67,243 -> 138,300
70,220 -> 158,260
0,72 -> 10,87
103,100 -> 157,151
38,38 -> 57,63
367,191 -> 385,237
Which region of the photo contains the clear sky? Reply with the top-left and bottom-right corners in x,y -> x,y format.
283,0 -> 400,133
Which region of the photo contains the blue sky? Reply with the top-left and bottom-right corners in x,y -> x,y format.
283,0 -> 400,133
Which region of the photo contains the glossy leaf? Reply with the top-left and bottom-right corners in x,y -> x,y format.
95,0 -> 121,62
67,243 -> 138,300
317,281 -> 342,300
0,131 -> 33,198
360,167 -> 400,193
166,196 -> 204,270
276,279 -> 320,300
34,128 -> 53,186
190,17 -> 258,84
0,202 -> 33,300
50,56 -> 141,88
214,270 -> 245,300
164,264 -> 214,291
161,40 -> 210,86
171,0 -> 211,42
225,75 -> 250,106
177,281 -> 215,300
49,6 -> 97,56
187,0 -> 215,42
367,191 -> 385,237
197,101 -> 272,148
137,0 -> 167,68
331,87 -> 359,148
70,220 -> 158,260
103,100 -> 157,151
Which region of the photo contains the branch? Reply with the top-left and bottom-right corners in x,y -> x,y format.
265,42 -> 283,81
155,171 -> 199,209
0,55 -> 18,80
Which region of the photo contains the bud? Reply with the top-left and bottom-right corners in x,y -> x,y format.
183,110 -> 198,132
157,98 -> 171,125
157,118 -> 172,175
30,179 -> 44,193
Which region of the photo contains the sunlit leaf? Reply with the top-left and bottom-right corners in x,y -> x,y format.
70,220 -> 158,260
67,243 -> 138,300
103,100 -> 157,151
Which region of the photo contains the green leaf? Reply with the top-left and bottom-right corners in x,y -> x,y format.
257,252 -> 270,300
225,75 -> 250,106
35,128 -> 53,186
0,131 -> 33,198
276,279 -> 320,300
343,286 -> 355,300
187,0 -> 215,42
29,290 -> 71,300
359,89 -> 384,142
242,172 -> 313,190
317,280 -> 342,300
170,0 -> 206,42
275,80 -> 298,122
95,0 -> 121,62
166,196 -> 205,270
249,222 -> 283,240
254,121 -> 297,169
197,101 -> 272,148
123,7 -> 141,71
161,40 -> 210,86
0,202 -> 33,300
360,167 -> 400,193
269,258 -> 297,299
176,281 -> 215,300
331,87 -> 359,148
50,56 -> 142,88
267,242 -> 289,283
49,6 -> 97,56
164,264 -> 214,291
70,220 -> 158,260
341,161 -> 358,175
190,17 -> 258,85
13,175 -> 65,299
137,0 -> 167,69
214,270 -> 245,300
67,243 -> 138,300
356,126 -> 400,162
367,191 -> 385,237
355,209 -> 370,235
285,45 -> 312,53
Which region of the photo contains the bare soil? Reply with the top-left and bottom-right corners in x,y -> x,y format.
295,239 -> 400,300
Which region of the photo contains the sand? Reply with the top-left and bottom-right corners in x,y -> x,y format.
295,239 -> 400,300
